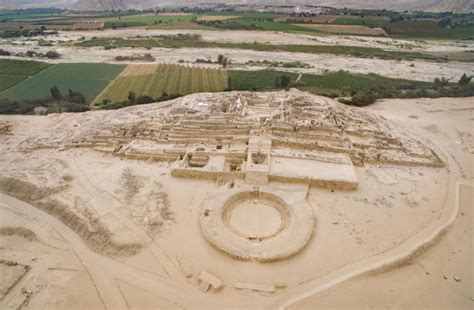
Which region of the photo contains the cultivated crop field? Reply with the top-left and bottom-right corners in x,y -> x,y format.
384,20 -> 474,40
104,13 -> 193,28
0,59 -> 51,91
95,64 -> 228,103
295,24 -> 387,36
0,63 -> 124,103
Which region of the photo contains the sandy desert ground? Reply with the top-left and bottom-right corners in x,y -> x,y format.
0,89 -> 472,309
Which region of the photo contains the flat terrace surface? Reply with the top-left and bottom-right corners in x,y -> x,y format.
270,154 -> 358,188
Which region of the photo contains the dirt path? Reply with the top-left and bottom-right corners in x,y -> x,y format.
0,193 -> 262,309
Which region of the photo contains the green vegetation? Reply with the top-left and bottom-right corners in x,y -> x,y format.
105,14 -> 193,28
227,70 -> 298,91
246,60 -> 311,68
0,87 -> 88,114
115,53 -> 155,62
0,28 -> 58,38
228,69 -> 474,106
0,49 -> 61,59
0,59 -> 51,75
227,70 -> 432,95
340,75 -> 474,106
333,17 -> 388,27
94,64 -> 228,105
0,59 -> 51,91
0,63 -> 125,103
283,9 -> 474,40
195,10 -> 322,32
384,20 -> 474,40
76,34 -> 444,61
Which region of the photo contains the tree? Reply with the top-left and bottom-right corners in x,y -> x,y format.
280,75 -> 290,88
50,85 -> 62,100
434,77 -> 450,88
217,54 -> 223,64
275,75 -> 291,89
458,74 -> 472,86
45,50 -> 60,59
128,91 -> 136,102
66,89 -> 85,104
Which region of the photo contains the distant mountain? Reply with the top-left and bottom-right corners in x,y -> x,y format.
316,0 -> 473,13
73,0 -> 129,10
0,0 -> 74,9
425,0 -> 474,13
1,0 -> 472,13
71,0 -> 474,12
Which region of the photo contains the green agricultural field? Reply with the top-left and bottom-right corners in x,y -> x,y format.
228,70 -> 298,91
384,21 -> 474,40
198,11 -> 277,19
104,14 -> 194,28
333,17 -> 388,27
0,59 -> 51,91
95,64 -> 228,103
0,63 -> 125,103
228,70 -> 433,96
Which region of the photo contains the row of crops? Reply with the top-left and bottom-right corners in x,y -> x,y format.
94,64 -> 229,104
0,60 -> 229,105
0,59 -> 51,92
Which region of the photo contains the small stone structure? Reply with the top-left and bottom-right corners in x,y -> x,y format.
198,271 -> 222,292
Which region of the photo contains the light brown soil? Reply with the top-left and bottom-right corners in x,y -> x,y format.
0,92 -> 471,309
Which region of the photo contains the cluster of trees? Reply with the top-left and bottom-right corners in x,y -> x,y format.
195,55 -> 230,67
285,18 -> 319,23
340,74 -> 473,107
96,91 -> 180,110
0,49 -> 60,59
0,86 -> 87,115
247,60 -> 310,68
196,20 -> 260,30
0,28 -> 57,38
115,54 -> 155,62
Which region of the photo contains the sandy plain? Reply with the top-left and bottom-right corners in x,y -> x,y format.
0,90 -> 472,309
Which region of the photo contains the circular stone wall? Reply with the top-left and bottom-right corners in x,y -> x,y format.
200,189 -> 314,262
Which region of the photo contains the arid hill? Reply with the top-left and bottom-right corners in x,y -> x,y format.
1,0 -> 473,12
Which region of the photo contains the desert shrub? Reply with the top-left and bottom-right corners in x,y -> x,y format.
434,77 -> 450,88
45,51 -> 60,59
134,95 -> 155,105
458,73 -> 472,86
349,90 -> 378,106
274,75 -> 291,88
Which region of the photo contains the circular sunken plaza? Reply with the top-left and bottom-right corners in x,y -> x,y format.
200,187 -> 315,262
